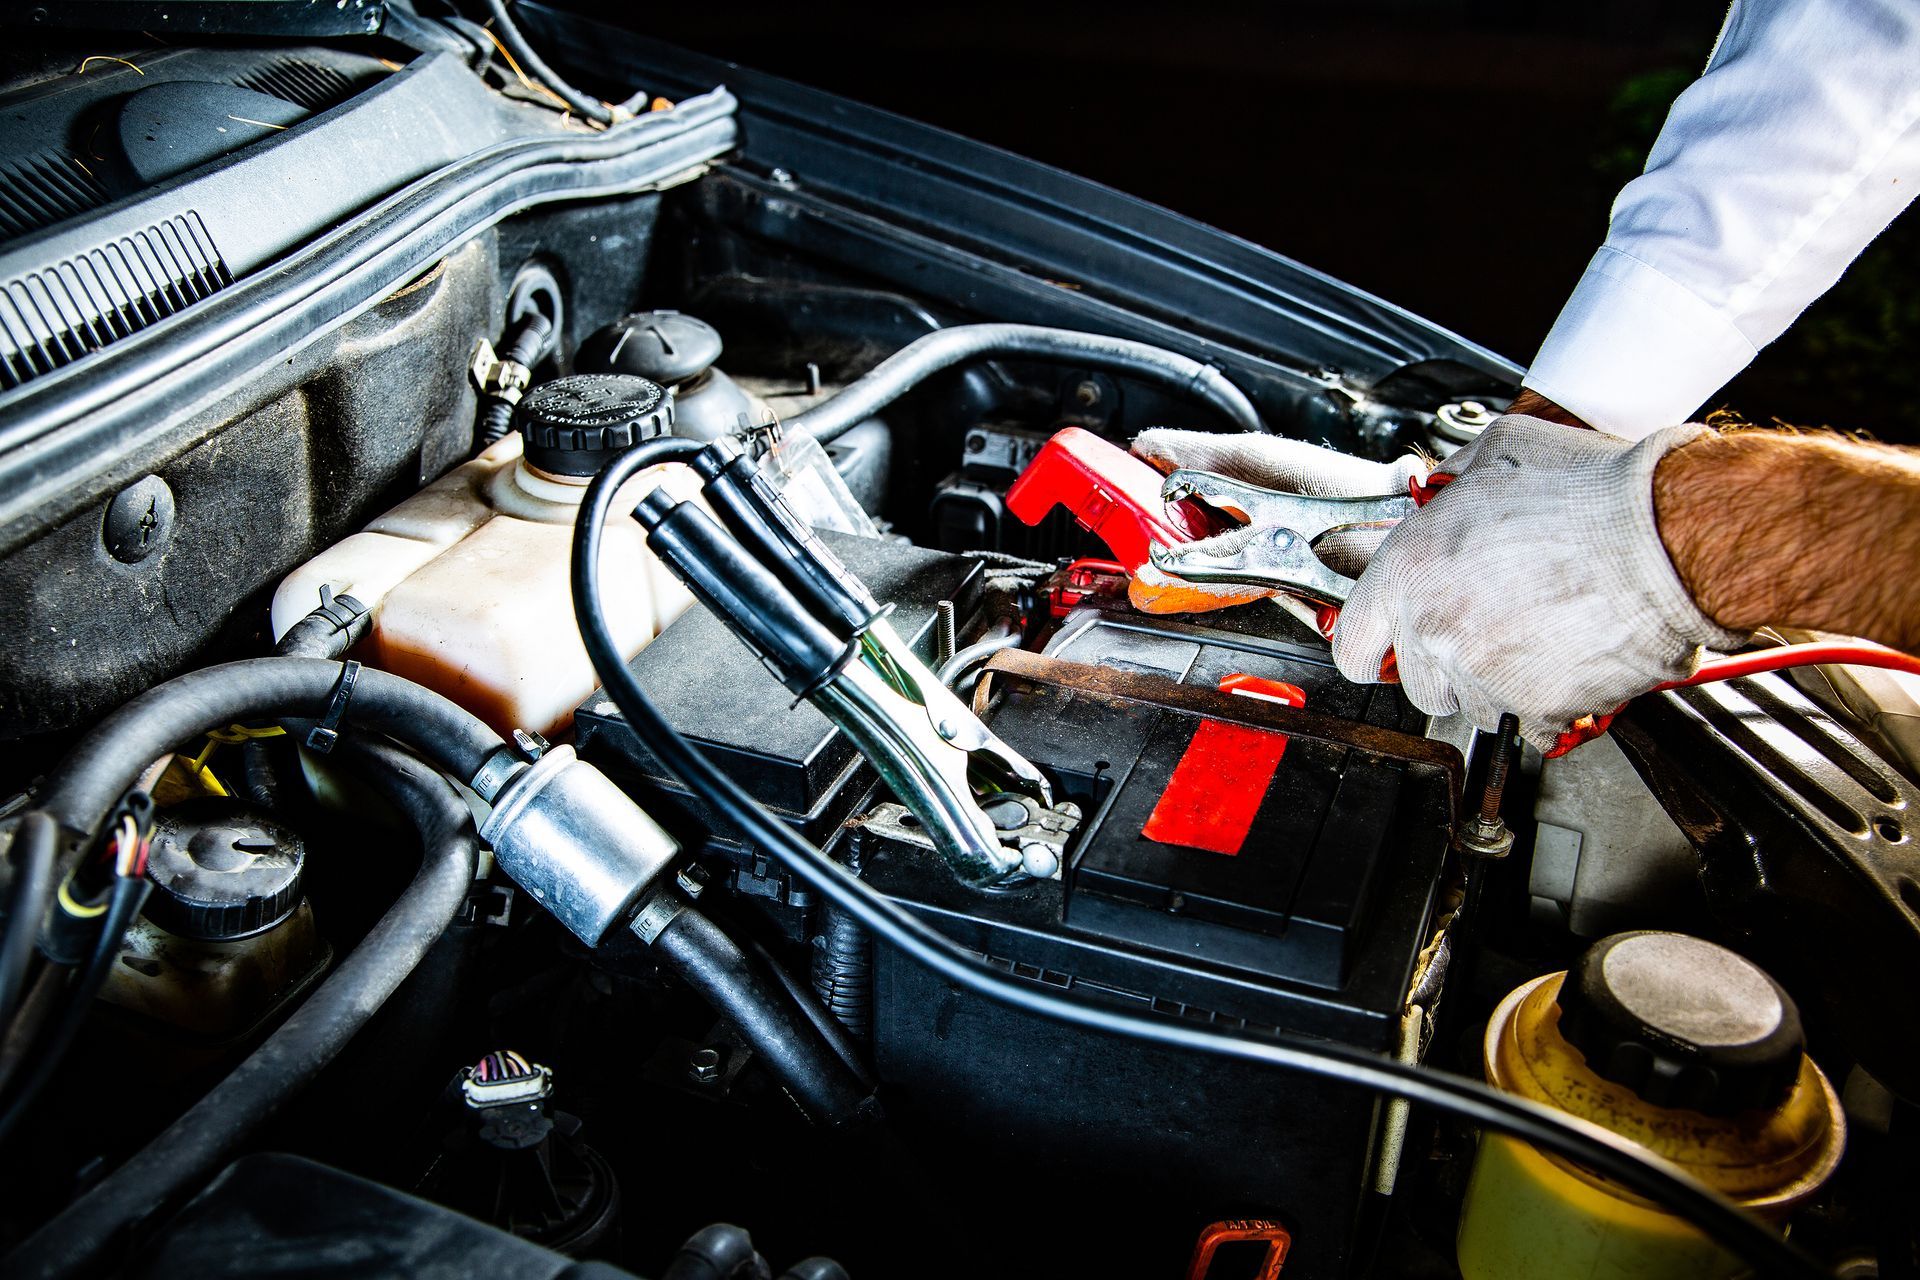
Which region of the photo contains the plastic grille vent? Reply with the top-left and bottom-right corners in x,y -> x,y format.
233,57 -> 363,113
0,153 -> 110,241
0,211 -> 231,391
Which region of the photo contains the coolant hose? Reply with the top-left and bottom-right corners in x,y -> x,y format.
477,311 -> 554,447
783,323 -> 1265,444
651,907 -> 877,1127
7,738 -> 479,1278
35,658 -> 502,837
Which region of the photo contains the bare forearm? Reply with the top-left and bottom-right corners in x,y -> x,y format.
1654,430 -> 1920,652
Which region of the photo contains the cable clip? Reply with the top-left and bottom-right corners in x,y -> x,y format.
306,660 -> 362,754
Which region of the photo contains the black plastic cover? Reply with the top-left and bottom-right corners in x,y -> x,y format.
576,311 -> 723,385
130,1153 -> 630,1280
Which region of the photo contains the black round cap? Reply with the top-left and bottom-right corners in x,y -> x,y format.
517,374 -> 673,477
1555,931 -> 1804,1116
575,312 -> 723,386
144,800 -> 305,941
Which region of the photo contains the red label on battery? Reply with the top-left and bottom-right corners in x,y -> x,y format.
1141,676 -> 1305,856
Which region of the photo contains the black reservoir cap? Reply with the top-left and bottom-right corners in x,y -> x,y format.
144,800 -> 305,941
576,311 -> 723,386
1555,931 -> 1804,1116
517,374 -> 673,477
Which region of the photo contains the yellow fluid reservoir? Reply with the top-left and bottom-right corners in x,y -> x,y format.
1456,931 -> 1844,1280
272,375 -> 697,739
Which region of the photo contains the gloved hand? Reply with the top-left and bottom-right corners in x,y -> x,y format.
1330,415 -> 1750,752
1128,428 -> 1432,618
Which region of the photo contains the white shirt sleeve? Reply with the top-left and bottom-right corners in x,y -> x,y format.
1522,0 -> 1920,440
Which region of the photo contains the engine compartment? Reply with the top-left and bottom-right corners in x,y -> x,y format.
1,17 -> 1916,1280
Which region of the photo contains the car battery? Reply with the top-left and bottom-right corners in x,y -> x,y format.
859,604 -> 1456,1279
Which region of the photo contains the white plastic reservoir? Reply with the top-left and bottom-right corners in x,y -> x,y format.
273,432 -> 699,739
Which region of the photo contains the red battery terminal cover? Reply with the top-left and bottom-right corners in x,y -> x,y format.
1005,427 -> 1222,571
1047,557 -> 1131,619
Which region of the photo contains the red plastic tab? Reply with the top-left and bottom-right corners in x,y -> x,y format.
1004,427 -> 1219,571
1186,1219 -> 1292,1280
1141,676 -> 1306,856
1048,557 -> 1130,619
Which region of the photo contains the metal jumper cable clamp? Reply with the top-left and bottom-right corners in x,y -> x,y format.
628,432 -> 1078,886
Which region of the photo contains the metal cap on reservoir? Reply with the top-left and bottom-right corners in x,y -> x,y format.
516,374 -> 674,477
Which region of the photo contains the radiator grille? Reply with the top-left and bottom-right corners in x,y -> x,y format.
0,211 -> 231,391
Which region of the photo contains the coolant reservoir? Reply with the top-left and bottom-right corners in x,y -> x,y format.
274,375 -> 696,739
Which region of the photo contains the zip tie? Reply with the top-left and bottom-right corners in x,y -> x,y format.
306,660 -> 362,754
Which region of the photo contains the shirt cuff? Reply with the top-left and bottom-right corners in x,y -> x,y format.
1521,246 -> 1758,440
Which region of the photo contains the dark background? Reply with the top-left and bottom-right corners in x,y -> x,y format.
617,0 -> 1919,441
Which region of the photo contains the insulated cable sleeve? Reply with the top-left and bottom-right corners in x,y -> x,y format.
572,450 -> 1830,1280
483,0 -> 613,125
690,440 -> 880,635
6,739 -> 480,1280
651,907 -> 877,1126
783,324 -> 1265,445
35,658 -> 502,837
630,489 -> 854,696
0,875 -> 150,1147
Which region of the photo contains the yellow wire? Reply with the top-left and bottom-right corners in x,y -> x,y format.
57,878 -> 107,919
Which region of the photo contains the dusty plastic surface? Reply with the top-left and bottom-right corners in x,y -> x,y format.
273,435 -> 700,739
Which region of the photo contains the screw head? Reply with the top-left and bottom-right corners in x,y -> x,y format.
103,476 -> 174,565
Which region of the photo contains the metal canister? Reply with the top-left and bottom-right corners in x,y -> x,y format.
1457,931 -> 1845,1279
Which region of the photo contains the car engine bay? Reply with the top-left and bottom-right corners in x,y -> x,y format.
0,9 -> 1917,1280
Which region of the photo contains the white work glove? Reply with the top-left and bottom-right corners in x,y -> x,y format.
1331,415 -> 1749,753
1128,429 -> 1431,618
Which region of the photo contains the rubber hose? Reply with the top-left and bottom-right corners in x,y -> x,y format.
809,836 -> 871,1044
0,813 -> 57,1030
478,312 -> 554,447
241,740 -> 280,811
484,0 -> 613,125
35,658 -> 501,837
659,1223 -> 763,1280
745,937 -> 873,1088
273,599 -> 370,660
6,738 -> 480,1279
651,907 -> 876,1128
783,323 -> 1264,444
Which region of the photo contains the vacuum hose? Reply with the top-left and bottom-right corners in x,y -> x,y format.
783,323 -> 1264,444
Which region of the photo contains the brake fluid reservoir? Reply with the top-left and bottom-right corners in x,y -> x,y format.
273,375 -> 695,738
1456,931 -> 1844,1280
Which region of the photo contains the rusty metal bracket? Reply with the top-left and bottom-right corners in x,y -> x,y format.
976,648 -> 1465,834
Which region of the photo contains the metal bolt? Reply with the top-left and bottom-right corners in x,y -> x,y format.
1479,713 -> 1518,823
1074,379 -> 1101,407
1460,713 -> 1519,858
934,600 -> 957,666
688,1047 -> 722,1085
